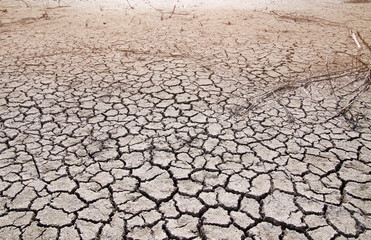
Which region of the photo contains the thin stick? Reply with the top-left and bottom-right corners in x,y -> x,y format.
333,51 -> 370,69
174,44 -> 182,54
126,0 -> 134,9
169,5 -> 176,18
324,71 -> 370,124
18,0 -> 30,7
351,31 -> 361,48
356,31 -> 371,54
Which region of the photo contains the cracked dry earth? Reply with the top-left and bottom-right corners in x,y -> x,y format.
1,0 -> 371,239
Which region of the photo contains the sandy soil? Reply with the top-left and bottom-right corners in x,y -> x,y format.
1,0 -> 370,75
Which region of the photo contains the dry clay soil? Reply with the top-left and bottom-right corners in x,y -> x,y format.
0,0 -> 371,239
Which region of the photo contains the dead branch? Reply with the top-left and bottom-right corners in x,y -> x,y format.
234,31 -> 371,129
331,72 -> 370,127
242,66 -> 369,118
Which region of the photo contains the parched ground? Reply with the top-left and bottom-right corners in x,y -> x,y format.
0,0 -> 370,239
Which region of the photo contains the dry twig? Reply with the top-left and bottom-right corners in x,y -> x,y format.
126,0 -> 134,9
17,0 -> 30,8
356,31 -> 371,54
169,5 -> 176,19
269,10 -> 313,23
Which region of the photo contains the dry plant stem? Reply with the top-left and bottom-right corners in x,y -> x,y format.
356,31 -> 371,54
324,71 -> 369,124
338,70 -> 367,92
244,67 -> 368,116
334,51 -> 370,69
345,0 -> 371,3
351,31 -> 362,48
266,10 -> 341,27
46,5 -> 70,9
126,0 -> 134,9
244,83 -> 295,113
143,1 -> 188,17
269,10 -> 312,22
338,74 -> 366,91
169,5 -> 176,19
145,1 -> 163,13
174,44 -> 183,54
18,0 -> 30,8
297,67 -> 368,84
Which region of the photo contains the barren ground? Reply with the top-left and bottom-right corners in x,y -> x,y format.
0,0 -> 371,239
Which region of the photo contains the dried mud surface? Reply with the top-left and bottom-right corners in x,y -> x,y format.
0,0 -> 371,239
